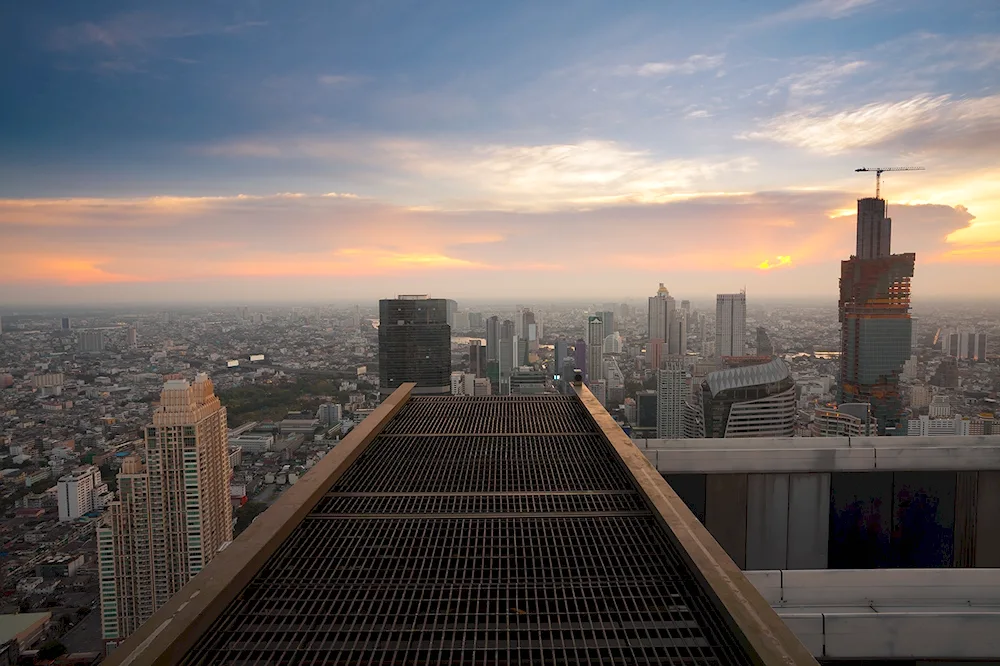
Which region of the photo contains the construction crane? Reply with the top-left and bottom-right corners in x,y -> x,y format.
855,166 -> 925,199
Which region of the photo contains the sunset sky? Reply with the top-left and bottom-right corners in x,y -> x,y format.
2,0 -> 998,304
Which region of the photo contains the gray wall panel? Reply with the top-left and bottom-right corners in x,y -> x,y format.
786,473 -> 830,570
662,474 -> 706,523
977,471 -> 1000,567
746,473 -> 789,570
955,471 -> 978,567
705,473 -> 747,568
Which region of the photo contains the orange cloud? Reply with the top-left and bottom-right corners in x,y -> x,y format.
758,255 -> 792,270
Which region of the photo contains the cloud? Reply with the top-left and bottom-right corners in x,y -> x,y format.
739,93 -> 1000,154
632,54 -> 725,77
770,59 -> 868,97
201,136 -> 756,210
758,256 -> 793,270
759,0 -> 877,25
0,190 -> 990,305
317,74 -> 359,86
46,11 -> 265,72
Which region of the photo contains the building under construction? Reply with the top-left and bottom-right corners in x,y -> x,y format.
839,196 -> 915,434
102,384 -> 815,666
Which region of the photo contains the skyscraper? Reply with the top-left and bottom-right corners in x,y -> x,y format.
656,360 -> 687,439
669,310 -> 687,356
856,197 -> 891,260
647,283 -> 675,348
98,374 -> 233,649
126,325 -> 138,349
573,339 -> 587,378
756,327 -> 773,357
553,340 -> 569,376
839,197 -> 915,434
498,324 -> 518,395
469,340 -> 487,377
378,296 -> 451,397
485,316 -> 500,362
61,316 -> 71,330
586,316 -> 605,384
598,310 -> 615,335
715,292 -> 746,357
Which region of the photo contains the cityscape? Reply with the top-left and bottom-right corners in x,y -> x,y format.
2,0 -> 1000,664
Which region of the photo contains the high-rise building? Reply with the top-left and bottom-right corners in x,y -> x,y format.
602,332 -> 622,354
485,316 -> 500,362
699,357 -> 795,438
126,325 -> 138,349
586,316 -> 604,384
656,360 -> 687,439
77,330 -> 105,353
445,299 -> 458,329
98,374 -> 233,649
469,340 -> 487,377
856,197 -> 891,260
680,300 -> 691,316
941,330 -> 988,362
647,283 -> 676,351
633,390 -> 658,437
553,340 -> 569,377
450,371 -> 466,395
573,339 -> 587,378
378,296 -> 451,397
669,310 -> 687,356
316,403 -> 343,425
715,292 -> 746,357
521,310 -> 536,341
598,310 -> 615,335
61,316 -> 71,330
498,328 -> 518,395
756,327 -> 773,357
58,466 -> 108,522
839,196 -> 915,434
468,312 -> 484,331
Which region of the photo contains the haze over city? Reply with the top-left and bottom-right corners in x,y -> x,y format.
2,0 -> 999,305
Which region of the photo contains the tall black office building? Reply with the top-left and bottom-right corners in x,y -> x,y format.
378,296 -> 451,397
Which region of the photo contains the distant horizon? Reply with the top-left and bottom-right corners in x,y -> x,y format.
1,294 -> 996,314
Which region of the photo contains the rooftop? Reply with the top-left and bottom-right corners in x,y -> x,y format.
705,357 -> 790,397
104,384 -> 814,666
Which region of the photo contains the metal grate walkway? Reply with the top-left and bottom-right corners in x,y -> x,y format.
180,395 -> 755,665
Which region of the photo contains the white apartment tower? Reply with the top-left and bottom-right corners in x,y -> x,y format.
715,292 -> 746,357
98,374 -> 233,649
58,465 -> 107,521
656,361 -> 688,439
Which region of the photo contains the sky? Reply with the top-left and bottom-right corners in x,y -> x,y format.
1,0 -> 999,305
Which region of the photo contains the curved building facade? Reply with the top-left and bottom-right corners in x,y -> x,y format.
700,357 -> 795,438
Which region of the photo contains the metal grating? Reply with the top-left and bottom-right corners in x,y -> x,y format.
180,396 -> 756,665
333,434 -> 629,493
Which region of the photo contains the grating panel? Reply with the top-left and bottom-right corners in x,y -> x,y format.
382,395 -> 593,435
315,492 -> 647,515
334,434 -> 630,493
180,396 -> 757,665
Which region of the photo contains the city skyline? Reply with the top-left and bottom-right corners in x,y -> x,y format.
2,1 -> 999,304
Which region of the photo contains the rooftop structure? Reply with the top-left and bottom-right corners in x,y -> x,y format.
103,384 -> 814,666
699,358 -> 796,438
